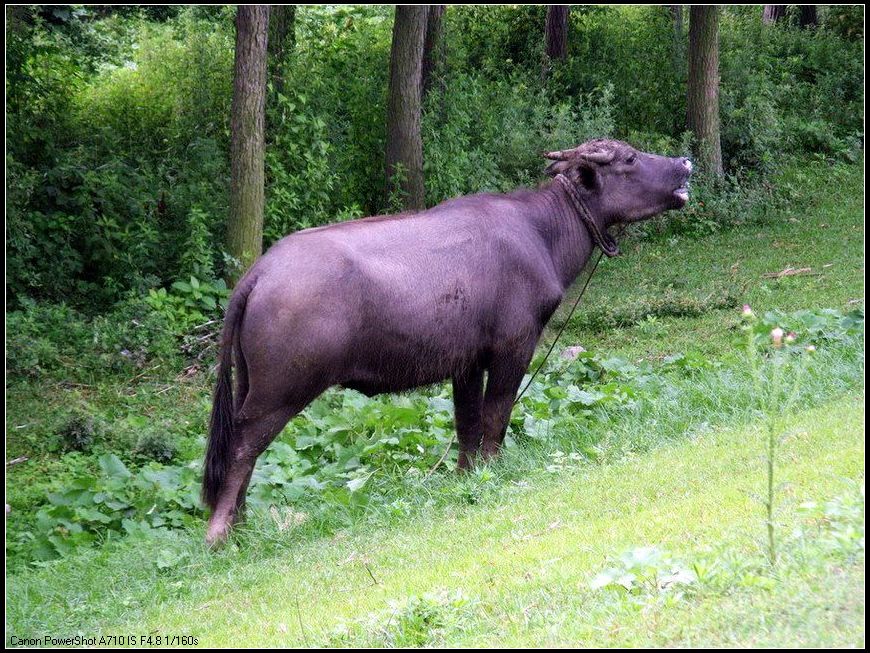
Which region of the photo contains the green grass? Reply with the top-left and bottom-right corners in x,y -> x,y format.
5,158 -> 865,646
6,396 -> 864,647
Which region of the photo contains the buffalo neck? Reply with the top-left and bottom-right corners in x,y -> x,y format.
529,181 -> 609,290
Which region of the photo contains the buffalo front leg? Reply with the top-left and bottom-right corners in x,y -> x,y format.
480,350 -> 534,460
452,366 -> 484,470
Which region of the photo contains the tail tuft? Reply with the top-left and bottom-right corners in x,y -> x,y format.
202,273 -> 257,511
202,357 -> 234,510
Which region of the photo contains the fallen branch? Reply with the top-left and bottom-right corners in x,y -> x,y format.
424,435 -> 455,480
294,594 -> 309,646
124,364 -> 161,386
362,561 -> 381,586
761,267 -> 820,279
6,456 -> 28,467
192,319 -> 221,331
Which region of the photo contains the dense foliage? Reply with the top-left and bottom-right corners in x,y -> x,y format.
6,5 -> 863,309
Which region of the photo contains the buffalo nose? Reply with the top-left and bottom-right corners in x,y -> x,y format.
681,157 -> 693,172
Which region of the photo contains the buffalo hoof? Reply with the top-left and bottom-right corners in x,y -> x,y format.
205,520 -> 232,549
479,442 -> 500,460
456,450 -> 476,471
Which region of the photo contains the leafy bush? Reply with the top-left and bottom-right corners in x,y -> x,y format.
133,429 -> 178,464
28,453 -> 201,560
6,280 -> 226,382
6,301 -> 94,378
57,412 -> 101,453
720,11 -> 864,167
6,5 -> 864,308
741,306 -> 864,350
264,88 -> 340,241
424,75 -> 615,202
796,487 -> 865,559
162,276 -> 228,319
7,12 -> 233,308
590,546 -> 698,595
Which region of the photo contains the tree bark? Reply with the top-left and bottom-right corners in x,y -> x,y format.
799,5 -> 818,28
227,5 -> 269,282
671,5 -> 685,78
687,5 -> 723,177
542,5 -> 569,80
671,5 -> 683,38
545,6 -> 569,60
268,5 -> 295,93
762,5 -> 787,24
385,5 -> 427,211
6,5 -> 34,34
422,5 -> 445,98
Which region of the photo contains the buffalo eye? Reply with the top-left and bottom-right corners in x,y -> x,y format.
626,153 -> 637,165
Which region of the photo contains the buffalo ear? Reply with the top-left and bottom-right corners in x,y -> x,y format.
544,159 -> 574,178
544,157 -> 596,188
577,160 -> 598,188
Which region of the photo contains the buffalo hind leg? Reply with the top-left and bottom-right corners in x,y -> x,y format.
480,349 -> 534,460
452,366 -> 484,470
232,466 -> 256,522
205,406 -> 296,547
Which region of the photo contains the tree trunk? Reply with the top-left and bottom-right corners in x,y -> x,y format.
543,5 -> 569,80
799,5 -> 818,28
422,5 -> 445,98
687,5 -> 723,177
671,5 -> 685,78
385,5 -> 427,211
545,6 -> 569,60
268,5 -> 295,93
227,5 -> 269,283
762,5 -> 787,24
671,5 -> 684,37
6,5 -> 34,34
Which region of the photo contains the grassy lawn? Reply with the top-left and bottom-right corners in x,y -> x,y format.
7,397 -> 863,647
5,159 -> 864,647
139,396 -> 863,647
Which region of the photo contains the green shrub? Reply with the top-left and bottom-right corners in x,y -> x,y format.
57,412 -> 101,453
6,5 -> 864,308
720,11 -> 864,166
6,301 -> 93,378
264,89 -> 339,241
133,428 -> 178,464
423,75 -> 615,202
6,287 -> 219,382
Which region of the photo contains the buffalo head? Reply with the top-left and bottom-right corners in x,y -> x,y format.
544,139 -> 692,225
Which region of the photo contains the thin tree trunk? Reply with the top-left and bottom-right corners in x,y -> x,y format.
545,6 -> 569,59
385,5 -> 427,211
6,5 -> 34,33
671,5 -> 685,78
227,5 -> 269,282
543,5 -> 569,80
762,5 -> 787,24
672,5 -> 684,39
799,5 -> 817,28
268,5 -> 295,94
687,5 -> 723,177
422,5 -> 445,98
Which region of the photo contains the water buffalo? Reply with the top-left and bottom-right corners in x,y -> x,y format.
203,138 -> 692,544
